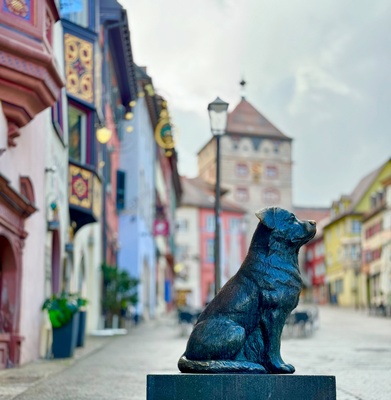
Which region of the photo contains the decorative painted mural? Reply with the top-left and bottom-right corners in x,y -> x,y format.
65,33 -> 94,103
3,0 -> 32,21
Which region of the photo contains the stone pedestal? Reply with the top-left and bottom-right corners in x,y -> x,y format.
147,374 -> 336,400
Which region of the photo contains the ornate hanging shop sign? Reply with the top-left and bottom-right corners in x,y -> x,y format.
68,163 -> 102,232
154,118 -> 176,155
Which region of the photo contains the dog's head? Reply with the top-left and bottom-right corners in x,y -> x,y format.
252,207 -> 316,251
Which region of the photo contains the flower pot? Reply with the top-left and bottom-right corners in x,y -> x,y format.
76,310 -> 87,347
52,312 -> 79,358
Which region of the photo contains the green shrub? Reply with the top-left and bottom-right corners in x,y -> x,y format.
42,292 -> 85,329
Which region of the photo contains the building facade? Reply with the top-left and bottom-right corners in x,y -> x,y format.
361,175 -> 391,313
324,159 -> 391,307
61,1 -> 105,334
0,0 -> 63,367
198,95 -> 293,247
175,177 -> 247,308
118,66 -> 157,320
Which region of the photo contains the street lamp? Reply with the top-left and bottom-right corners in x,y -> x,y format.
208,97 -> 229,295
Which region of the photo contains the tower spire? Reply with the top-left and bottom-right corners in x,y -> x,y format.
240,78 -> 247,99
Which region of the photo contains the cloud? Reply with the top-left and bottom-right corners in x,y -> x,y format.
120,0 -> 391,206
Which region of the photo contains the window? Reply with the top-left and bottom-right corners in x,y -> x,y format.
265,165 -> 278,179
263,188 -> 280,204
60,0 -> 90,28
315,243 -> 324,258
335,279 -> 343,294
116,170 -> 126,211
315,263 -> 326,278
206,239 -> 214,262
365,220 -> 383,239
68,105 -> 87,163
230,218 -> 240,230
176,245 -> 188,261
351,220 -> 361,234
236,163 -> 249,177
351,244 -> 360,261
232,137 -> 240,150
235,187 -> 249,202
52,98 -> 64,140
206,215 -> 215,232
176,219 -> 189,232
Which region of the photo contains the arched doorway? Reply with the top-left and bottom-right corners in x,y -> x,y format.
0,175 -> 36,367
0,235 -> 17,368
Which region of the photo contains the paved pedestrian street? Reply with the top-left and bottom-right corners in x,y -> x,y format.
0,306 -> 390,400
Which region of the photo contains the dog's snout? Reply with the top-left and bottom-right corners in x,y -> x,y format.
308,220 -> 316,225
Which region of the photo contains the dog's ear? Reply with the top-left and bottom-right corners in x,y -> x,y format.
255,207 -> 277,230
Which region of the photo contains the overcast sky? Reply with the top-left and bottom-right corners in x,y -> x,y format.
121,0 -> 390,207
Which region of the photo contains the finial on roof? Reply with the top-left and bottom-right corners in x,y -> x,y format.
240,78 -> 246,99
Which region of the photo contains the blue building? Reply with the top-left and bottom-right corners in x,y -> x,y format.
118,66 -> 157,319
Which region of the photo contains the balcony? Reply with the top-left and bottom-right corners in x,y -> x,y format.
68,161 -> 102,233
0,0 -> 64,146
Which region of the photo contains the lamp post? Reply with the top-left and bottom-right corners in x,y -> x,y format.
208,97 -> 229,295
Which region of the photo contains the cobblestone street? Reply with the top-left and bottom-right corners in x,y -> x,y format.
0,306 -> 390,400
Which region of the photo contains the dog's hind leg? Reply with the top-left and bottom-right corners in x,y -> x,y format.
184,317 -> 246,361
178,355 -> 266,374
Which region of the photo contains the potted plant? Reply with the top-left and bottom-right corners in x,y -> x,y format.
42,293 -> 79,358
75,296 -> 88,347
101,263 -> 138,328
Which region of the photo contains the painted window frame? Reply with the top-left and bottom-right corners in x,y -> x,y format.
206,239 -> 215,262
235,163 -> 249,177
265,165 -> 278,179
263,188 -> 280,204
68,100 -> 94,165
205,215 -> 215,232
51,94 -> 64,143
235,187 -> 249,202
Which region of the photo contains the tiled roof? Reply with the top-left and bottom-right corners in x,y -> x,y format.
226,98 -> 291,140
348,165 -> 383,211
325,158 -> 391,227
180,177 -> 246,213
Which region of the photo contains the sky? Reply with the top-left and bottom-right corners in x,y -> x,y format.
120,0 -> 391,207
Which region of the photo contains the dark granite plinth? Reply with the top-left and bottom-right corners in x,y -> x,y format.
147,374 -> 336,400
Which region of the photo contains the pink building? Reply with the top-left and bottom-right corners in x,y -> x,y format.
175,178 -> 247,308
294,207 -> 330,304
0,0 -> 63,367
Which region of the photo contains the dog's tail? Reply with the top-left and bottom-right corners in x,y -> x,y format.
178,355 -> 266,374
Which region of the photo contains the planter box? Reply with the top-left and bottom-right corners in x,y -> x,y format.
52,312 -> 79,358
77,311 -> 87,347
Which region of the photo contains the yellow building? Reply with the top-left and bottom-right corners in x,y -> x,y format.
361,175 -> 391,313
324,158 -> 391,307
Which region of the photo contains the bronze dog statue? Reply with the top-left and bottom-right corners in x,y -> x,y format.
178,207 -> 316,374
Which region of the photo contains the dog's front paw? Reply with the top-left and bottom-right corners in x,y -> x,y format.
266,358 -> 295,374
